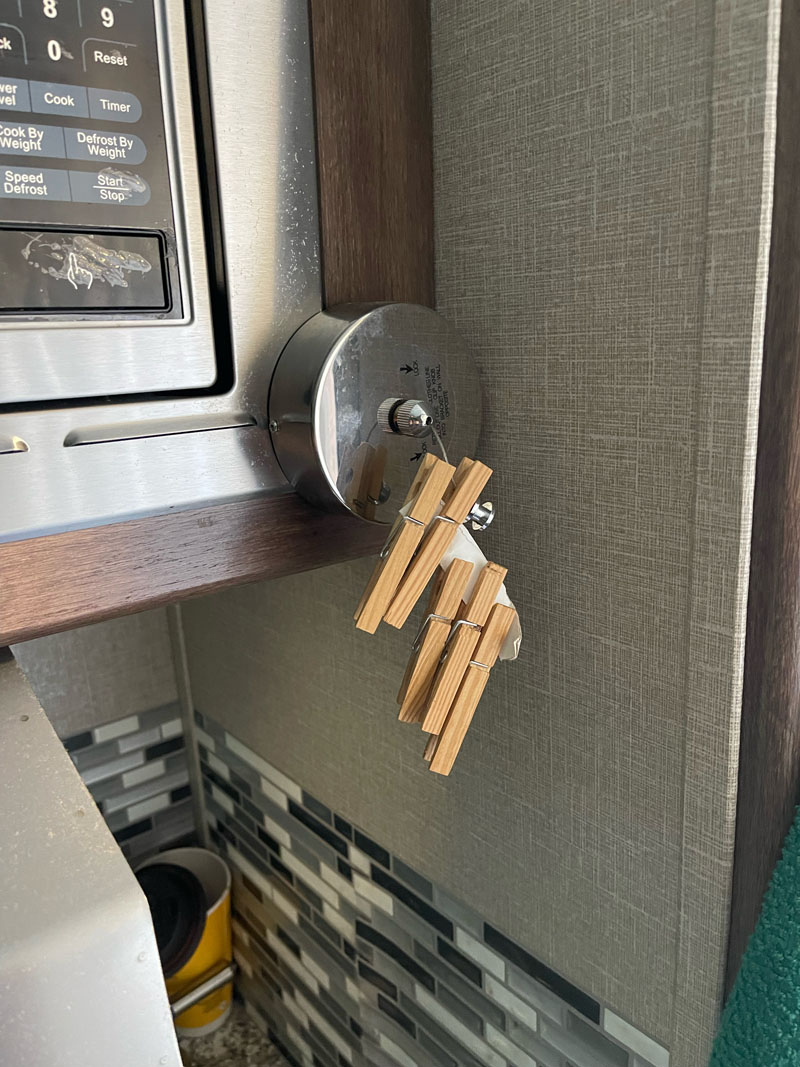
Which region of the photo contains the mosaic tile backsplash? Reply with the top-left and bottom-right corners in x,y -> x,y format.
197,712 -> 670,1067
62,701 -> 195,861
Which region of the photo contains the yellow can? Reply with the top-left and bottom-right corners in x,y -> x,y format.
141,847 -> 233,1038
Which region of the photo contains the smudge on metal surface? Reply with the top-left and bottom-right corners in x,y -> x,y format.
21,232 -> 152,290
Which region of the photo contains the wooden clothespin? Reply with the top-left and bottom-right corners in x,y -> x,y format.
397,558 -> 474,724
426,602 -> 517,775
345,442 -> 388,522
420,562 -> 507,735
354,454 -> 455,634
383,457 -> 492,630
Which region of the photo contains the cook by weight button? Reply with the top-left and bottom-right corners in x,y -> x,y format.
88,88 -> 141,123
0,120 -> 66,158
0,165 -> 70,200
0,79 -> 31,113
29,81 -> 89,119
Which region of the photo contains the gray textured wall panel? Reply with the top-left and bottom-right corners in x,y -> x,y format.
180,1 -> 777,1061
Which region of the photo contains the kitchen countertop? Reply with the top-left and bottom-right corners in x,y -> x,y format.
179,1003 -> 286,1067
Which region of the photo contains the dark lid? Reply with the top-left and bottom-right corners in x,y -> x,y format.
136,862 -> 207,978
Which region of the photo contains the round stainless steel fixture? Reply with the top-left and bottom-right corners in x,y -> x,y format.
268,303 -> 482,523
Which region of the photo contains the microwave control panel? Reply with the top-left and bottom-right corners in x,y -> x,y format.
0,0 -> 180,317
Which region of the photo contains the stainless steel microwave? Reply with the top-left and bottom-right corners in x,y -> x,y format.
0,0 -> 321,540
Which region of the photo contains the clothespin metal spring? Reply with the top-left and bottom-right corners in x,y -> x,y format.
379,514 -> 425,559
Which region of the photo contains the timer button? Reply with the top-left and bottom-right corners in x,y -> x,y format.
87,87 -> 141,123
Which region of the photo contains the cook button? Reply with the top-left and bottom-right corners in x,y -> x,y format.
29,81 -> 89,118
0,165 -> 70,200
69,168 -> 150,205
0,79 -> 31,113
87,87 -> 141,123
0,121 -> 66,158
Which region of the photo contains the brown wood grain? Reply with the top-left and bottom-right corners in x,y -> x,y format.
310,0 -> 435,307
725,0 -> 800,994
0,495 -> 384,646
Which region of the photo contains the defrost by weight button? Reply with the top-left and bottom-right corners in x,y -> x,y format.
65,128 -> 145,165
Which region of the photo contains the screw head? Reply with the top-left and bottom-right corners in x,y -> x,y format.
268,419 -> 280,433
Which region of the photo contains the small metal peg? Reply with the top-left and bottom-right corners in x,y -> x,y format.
368,482 -> 392,506
467,500 -> 495,532
377,397 -> 434,438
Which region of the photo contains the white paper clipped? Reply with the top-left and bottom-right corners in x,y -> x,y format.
396,499 -> 522,661
439,524 -> 521,661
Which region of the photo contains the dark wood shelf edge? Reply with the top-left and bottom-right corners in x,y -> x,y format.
0,494 -> 385,645
725,0 -> 800,994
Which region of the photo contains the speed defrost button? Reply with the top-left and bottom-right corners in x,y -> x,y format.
0,165 -> 70,201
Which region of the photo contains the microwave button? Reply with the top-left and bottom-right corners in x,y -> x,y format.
0,121 -> 66,159
64,127 -> 146,165
87,88 -> 141,123
82,39 -> 137,77
29,81 -> 89,119
0,165 -> 70,201
0,25 -> 26,66
68,168 -> 150,206
0,80 -> 31,113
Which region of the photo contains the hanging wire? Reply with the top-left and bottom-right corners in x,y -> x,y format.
431,424 -> 449,464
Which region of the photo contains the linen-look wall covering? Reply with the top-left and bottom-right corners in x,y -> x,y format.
180,1 -> 779,1063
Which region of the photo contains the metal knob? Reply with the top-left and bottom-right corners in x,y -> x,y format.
467,500 -> 495,531
377,398 -> 434,438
